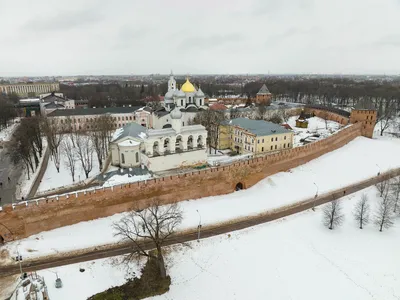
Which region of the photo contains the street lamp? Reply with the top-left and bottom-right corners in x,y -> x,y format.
16,250 -> 23,278
376,164 -> 381,176
312,182 -> 319,211
196,209 -> 202,242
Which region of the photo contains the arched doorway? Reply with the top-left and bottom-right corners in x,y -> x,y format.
235,182 -> 244,191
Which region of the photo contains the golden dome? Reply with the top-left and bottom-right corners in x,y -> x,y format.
181,78 -> 196,93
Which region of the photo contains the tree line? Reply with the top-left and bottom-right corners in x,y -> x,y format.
323,177 -> 400,231
7,115 -> 116,192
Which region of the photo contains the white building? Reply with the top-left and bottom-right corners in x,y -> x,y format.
111,106 -> 208,172
0,82 -> 59,97
40,92 -> 75,115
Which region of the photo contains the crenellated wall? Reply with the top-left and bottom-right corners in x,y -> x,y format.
0,119 -> 363,242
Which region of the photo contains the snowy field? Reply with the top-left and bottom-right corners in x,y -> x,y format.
34,185 -> 400,300
287,116 -> 341,147
6,136 -> 400,260
0,120 -> 19,142
37,138 -> 100,193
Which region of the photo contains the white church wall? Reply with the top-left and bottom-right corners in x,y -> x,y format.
142,149 -> 207,172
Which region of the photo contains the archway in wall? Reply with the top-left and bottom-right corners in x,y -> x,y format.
187,135 -> 193,150
175,136 -> 183,152
235,182 -> 244,191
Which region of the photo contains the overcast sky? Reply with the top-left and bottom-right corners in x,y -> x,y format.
0,0 -> 399,76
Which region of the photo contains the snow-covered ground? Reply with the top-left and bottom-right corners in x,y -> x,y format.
37,137 -> 100,193
6,136 -> 400,260
0,119 -> 19,142
102,173 -> 153,187
207,152 -> 253,166
34,185 -> 400,300
287,116 -> 342,147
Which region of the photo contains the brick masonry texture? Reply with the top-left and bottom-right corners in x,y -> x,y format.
0,111 -> 365,242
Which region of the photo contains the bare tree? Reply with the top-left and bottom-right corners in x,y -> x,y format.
390,177 -> 400,213
374,191 -> 394,232
229,108 -> 242,119
319,111 -> 329,130
256,104 -> 267,120
376,97 -> 396,136
322,200 -> 345,230
90,115 -> 114,171
62,140 -> 77,182
75,135 -> 94,179
353,194 -> 370,229
41,118 -> 64,172
193,110 -> 226,154
112,201 -> 183,279
278,107 -> 291,124
376,180 -> 388,197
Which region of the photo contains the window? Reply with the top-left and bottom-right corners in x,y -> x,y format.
235,137 -> 237,142
288,143 -> 290,147
262,147 -> 264,151
284,136 -> 286,140
183,122 -> 185,126
245,145 -> 247,150
135,152 -> 139,163
271,146 -> 273,150
275,145 -> 277,150
271,137 -> 273,142
121,153 -> 125,164
129,116 -> 132,120
251,139 -> 254,143
275,137 -> 278,141
134,116 -> 136,121
262,139 -> 264,143
283,144 -> 286,148
199,99 -> 202,106
118,117 -> 120,121
181,99 -> 183,106
258,140 -> 260,144
252,147 -> 253,151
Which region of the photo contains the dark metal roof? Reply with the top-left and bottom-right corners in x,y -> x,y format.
305,104 -> 351,117
44,102 -> 65,108
257,84 -> 271,95
47,106 -> 141,117
223,118 -> 291,136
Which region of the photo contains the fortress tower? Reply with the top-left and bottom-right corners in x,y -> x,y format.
349,99 -> 377,138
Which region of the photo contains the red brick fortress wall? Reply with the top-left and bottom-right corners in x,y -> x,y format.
0,111 -> 363,242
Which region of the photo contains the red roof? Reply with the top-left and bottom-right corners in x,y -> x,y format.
210,103 -> 228,111
281,123 -> 293,130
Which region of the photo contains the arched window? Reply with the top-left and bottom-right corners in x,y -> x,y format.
187,135 -> 193,150
135,152 -> 139,163
153,141 -> 159,156
121,153 -> 125,164
197,135 -> 203,148
176,135 -> 183,152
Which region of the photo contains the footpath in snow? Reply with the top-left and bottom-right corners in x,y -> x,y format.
35,185 -> 400,300
5,136 -> 400,260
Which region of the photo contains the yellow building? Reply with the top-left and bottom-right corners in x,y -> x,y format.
219,118 -> 294,154
0,82 -> 59,97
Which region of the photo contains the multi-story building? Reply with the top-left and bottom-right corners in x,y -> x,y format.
218,118 -> 293,154
47,106 -> 141,131
0,82 -> 59,97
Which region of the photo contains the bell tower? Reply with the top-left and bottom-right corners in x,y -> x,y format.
168,71 -> 176,91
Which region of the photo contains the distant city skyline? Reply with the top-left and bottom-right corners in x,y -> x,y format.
1,0 -> 399,76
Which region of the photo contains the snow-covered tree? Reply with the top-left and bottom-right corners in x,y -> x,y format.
353,194 -> 370,229
374,190 -> 394,232
323,200 -> 344,230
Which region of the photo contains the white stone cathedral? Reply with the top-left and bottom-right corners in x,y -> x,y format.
164,73 -> 206,109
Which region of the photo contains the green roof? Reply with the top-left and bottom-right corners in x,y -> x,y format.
224,118 -> 290,136
47,106 -> 141,117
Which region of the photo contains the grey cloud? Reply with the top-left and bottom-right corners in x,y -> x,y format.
21,8 -> 102,32
374,34 -> 400,47
178,33 -> 245,50
251,0 -> 313,16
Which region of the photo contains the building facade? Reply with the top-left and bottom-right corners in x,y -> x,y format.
47,106 -> 142,130
0,82 -> 59,97
218,118 -> 293,154
111,106 -> 208,172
